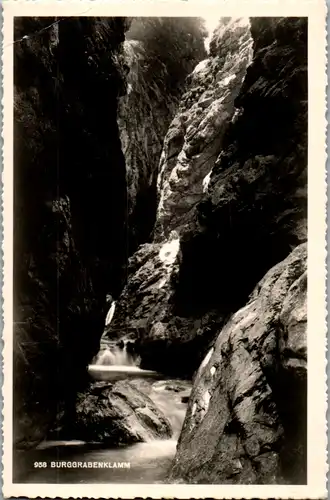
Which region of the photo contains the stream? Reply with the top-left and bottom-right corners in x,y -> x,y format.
14,341 -> 191,484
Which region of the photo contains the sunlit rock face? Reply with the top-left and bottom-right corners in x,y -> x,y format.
118,18 -> 207,254
170,243 -> 307,485
177,16 -> 307,320
155,18 -> 253,240
107,15 -> 307,402
14,17 -> 129,448
106,19 -> 254,373
168,16 -> 307,486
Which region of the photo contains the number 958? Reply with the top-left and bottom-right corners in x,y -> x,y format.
34,462 -> 47,468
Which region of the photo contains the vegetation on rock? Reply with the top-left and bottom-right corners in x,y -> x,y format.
119,17 -> 207,253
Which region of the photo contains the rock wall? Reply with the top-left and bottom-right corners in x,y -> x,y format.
14,17 -> 307,482
170,243 -> 307,484
104,17 -> 307,484
118,18 -> 207,254
106,16 -> 306,370
167,16 -> 307,484
14,17 -> 129,447
155,18 -> 253,239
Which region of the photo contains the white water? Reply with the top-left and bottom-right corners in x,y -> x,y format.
14,300 -> 191,483
88,364 -> 160,382
105,300 -> 116,326
15,377 -> 191,484
95,344 -> 136,367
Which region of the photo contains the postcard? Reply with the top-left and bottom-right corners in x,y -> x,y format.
2,0 -> 327,497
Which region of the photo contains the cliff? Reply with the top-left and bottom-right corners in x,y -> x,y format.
14,17 -> 129,447
169,16 -> 307,484
170,243 -> 307,484
105,19 -> 255,374
118,17 -> 207,253
104,16 -> 307,484
13,15 -> 308,484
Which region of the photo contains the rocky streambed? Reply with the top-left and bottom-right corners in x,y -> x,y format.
13,15 -> 308,487
13,376 -> 191,484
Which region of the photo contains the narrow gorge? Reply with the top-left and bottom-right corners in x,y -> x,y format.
14,16 -> 307,485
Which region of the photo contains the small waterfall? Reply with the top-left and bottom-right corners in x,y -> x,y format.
89,298 -> 146,379
105,300 -> 116,326
95,341 -> 137,367
98,297 -> 139,366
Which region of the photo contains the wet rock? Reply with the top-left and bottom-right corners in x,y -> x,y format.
99,19 -> 306,484
169,243 -> 307,485
126,340 -> 137,355
104,238 -> 223,375
75,380 -> 172,445
165,383 -> 188,393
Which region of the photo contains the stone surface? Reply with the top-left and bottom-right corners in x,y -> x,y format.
103,234 -> 224,376
176,16 -> 307,321
14,17 -> 308,482
75,381 -> 172,445
105,17 -> 307,385
118,19 -> 207,253
169,243 -> 307,484
155,18 -> 253,240
102,235 -> 219,376
104,18 -> 255,375
14,17 -> 129,448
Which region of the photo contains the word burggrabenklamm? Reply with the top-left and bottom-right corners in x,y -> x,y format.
49,461 -> 131,469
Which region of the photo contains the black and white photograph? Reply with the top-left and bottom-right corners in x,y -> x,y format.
2,1 -> 327,497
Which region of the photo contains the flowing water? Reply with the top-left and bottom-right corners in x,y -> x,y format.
14,342 -> 191,484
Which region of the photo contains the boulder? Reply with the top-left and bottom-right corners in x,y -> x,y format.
75,380 -> 172,445
169,243 -> 307,485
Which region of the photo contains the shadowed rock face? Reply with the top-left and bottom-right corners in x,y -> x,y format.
167,18 -> 307,484
106,18 -> 307,386
170,243 -> 307,484
105,19 -> 255,375
13,16 -> 308,483
14,17 -> 129,447
176,16 -> 307,318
